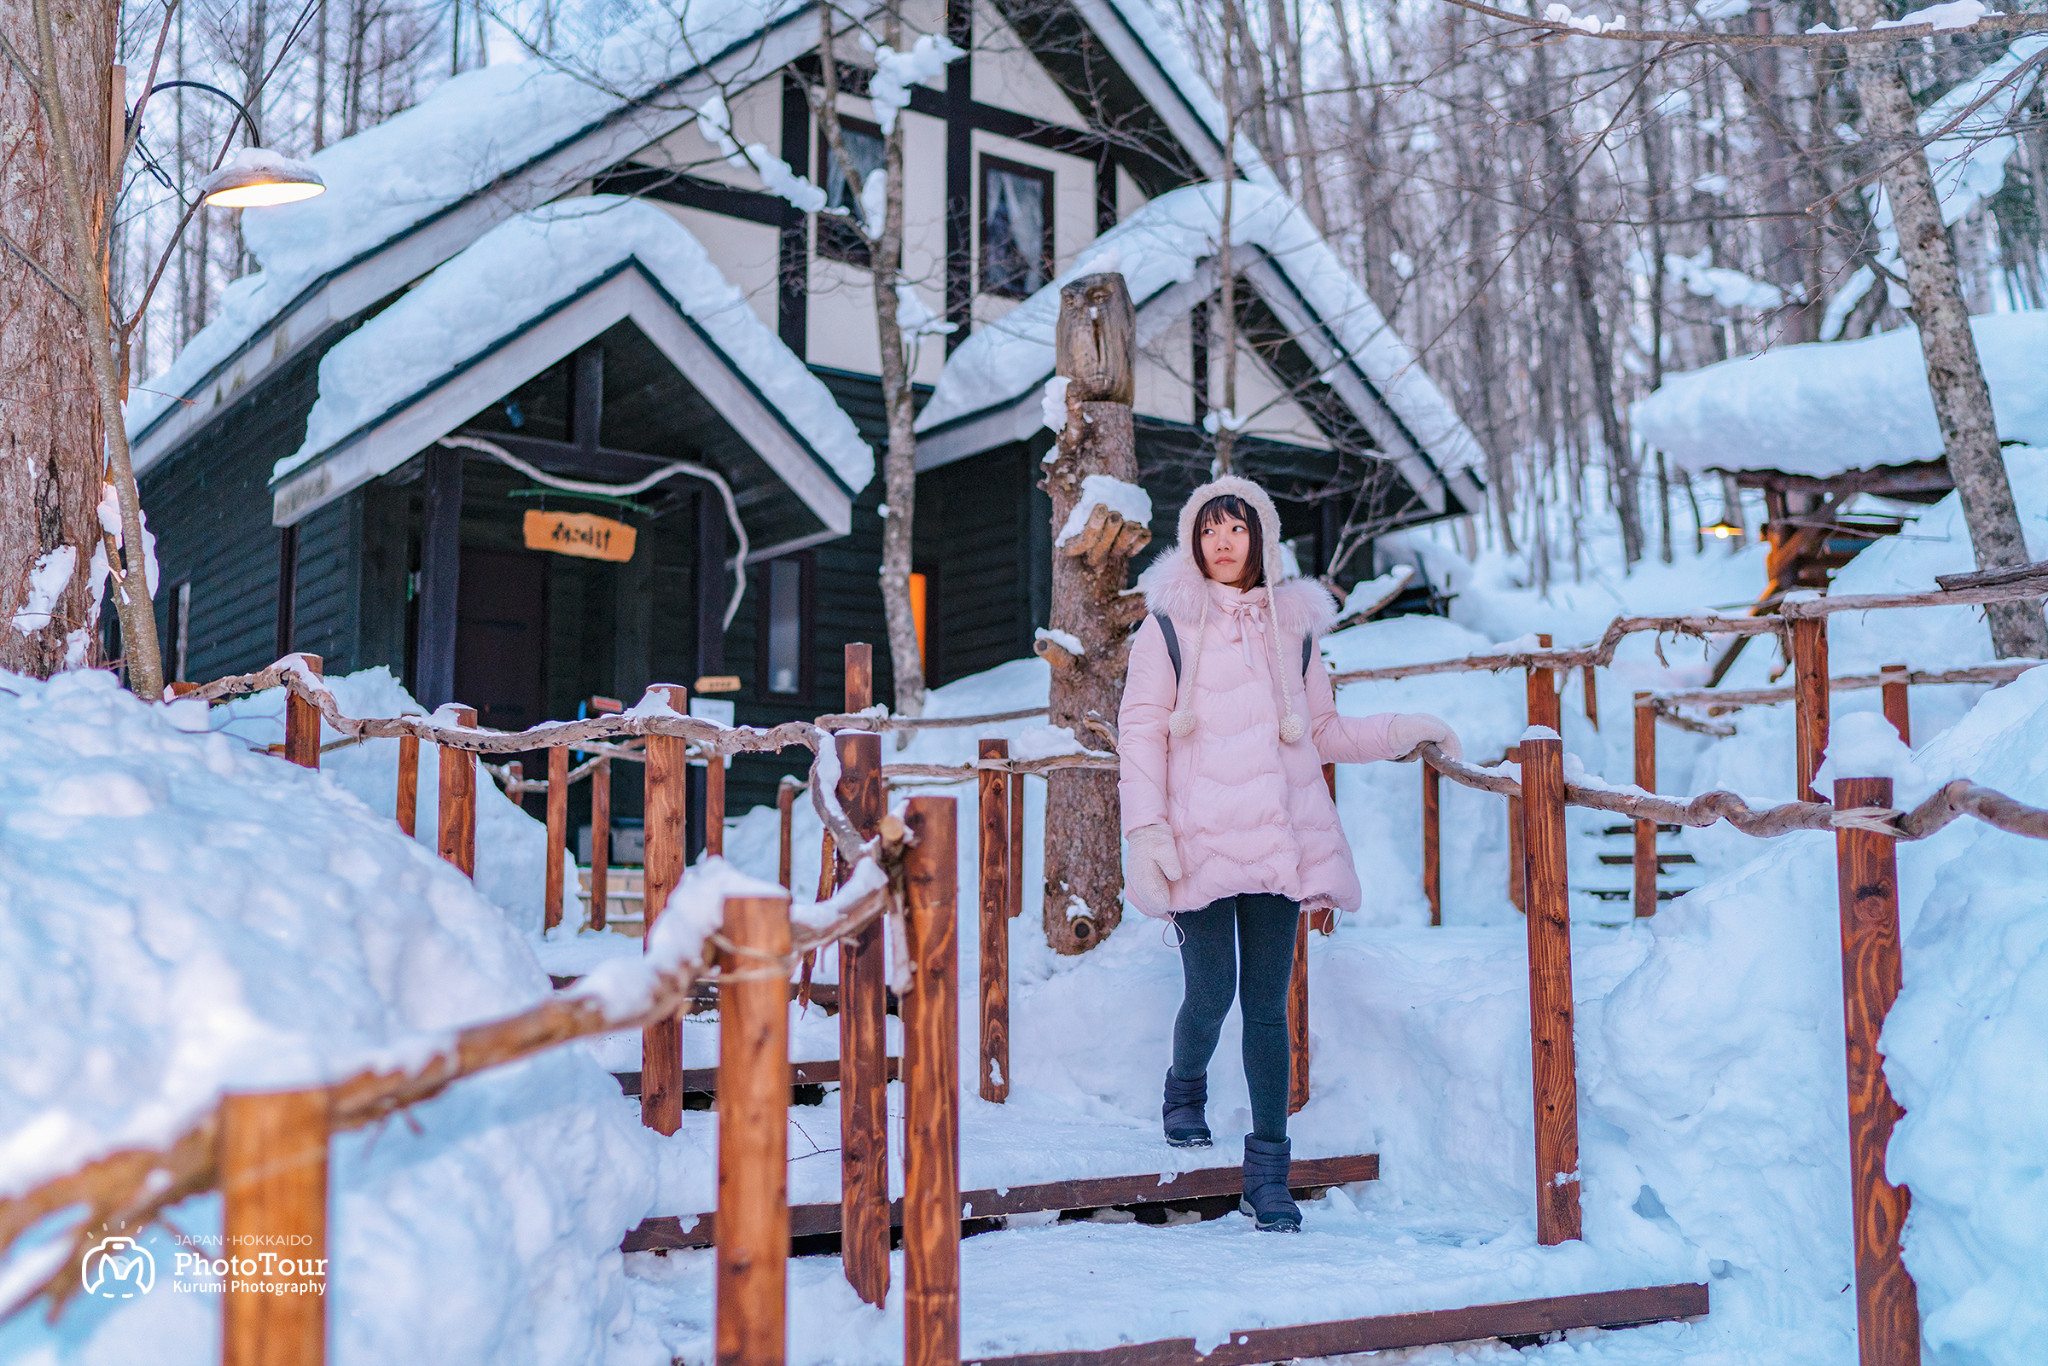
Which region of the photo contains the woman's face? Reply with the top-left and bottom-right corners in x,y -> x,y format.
1199,514 -> 1252,585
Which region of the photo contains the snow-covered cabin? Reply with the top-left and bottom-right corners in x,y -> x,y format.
130,0 -> 1482,818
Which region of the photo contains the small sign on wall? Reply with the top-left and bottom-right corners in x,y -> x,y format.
523,509 -> 637,562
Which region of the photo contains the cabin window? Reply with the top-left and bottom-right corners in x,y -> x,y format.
980,156 -> 1054,298
817,117 -> 885,266
757,553 -> 814,699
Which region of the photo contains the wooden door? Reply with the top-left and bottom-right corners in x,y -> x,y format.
455,548 -> 548,732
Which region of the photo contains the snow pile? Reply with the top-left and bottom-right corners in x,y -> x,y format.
1053,475 -> 1153,547
279,197 -> 873,494
0,669 -> 663,1366
1630,314 -> 2048,477
209,666 -> 556,934
914,181 -> 1486,478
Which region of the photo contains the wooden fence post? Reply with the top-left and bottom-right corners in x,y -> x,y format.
1422,759 -> 1441,927
838,644 -> 890,1307
705,744 -> 726,858
1505,744 -> 1526,913
978,739 -> 1011,1103
221,1088 -> 329,1366
642,684 -> 689,1135
1881,664 -> 1912,746
589,756 -> 611,932
284,654 -> 322,769
902,796 -> 961,1366
1520,732 -> 1582,1245
1526,634 -> 1561,731
396,735 -> 419,837
1288,913 -> 1310,1115
437,707 -> 477,877
1792,614 -> 1831,803
777,779 -> 796,890
545,746 -> 568,933
715,892 -> 793,1366
1633,692 -> 1657,920
1833,775 -> 1921,1366
1006,772 -> 1025,918
1582,666 -> 1599,731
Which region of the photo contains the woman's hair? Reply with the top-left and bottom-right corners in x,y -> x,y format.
1191,494 -> 1265,590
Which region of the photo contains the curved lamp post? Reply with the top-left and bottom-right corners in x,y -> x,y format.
138,79 -> 326,207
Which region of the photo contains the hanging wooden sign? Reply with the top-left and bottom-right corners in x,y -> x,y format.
523,509 -> 637,562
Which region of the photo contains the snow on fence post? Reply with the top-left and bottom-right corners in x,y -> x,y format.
437,707 -> 478,876
545,747 -> 568,932
396,735 -> 419,837
220,1087 -> 329,1366
1881,664 -> 1912,746
1791,612 -> 1831,803
838,644 -> 891,1308
1633,693 -> 1658,919
1505,745 -> 1526,914
715,891 -> 793,1366
284,654 -> 323,769
1422,759 -> 1442,927
902,796 -> 961,1366
978,739 -> 1011,1103
1832,774 -> 1922,1366
642,684 -> 689,1135
1520,730 -> 1583,1245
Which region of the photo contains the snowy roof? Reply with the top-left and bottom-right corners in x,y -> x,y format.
914,182 -> 1486,507
1631,312 -> 2048,479
126,0 -> 826,461
273,197 -> 872,531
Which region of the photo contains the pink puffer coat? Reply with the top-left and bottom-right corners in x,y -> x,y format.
1118,476 -> 1403,917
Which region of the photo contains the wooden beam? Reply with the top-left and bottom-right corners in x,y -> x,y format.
589,755 -> 611,932
959,1284 -> 1709,1366
1519,733 -> 1581,1245
715,893 -> 792,1366
979,739 -> 1011,1103
416,445 -> 462,708
1288,914 -> 1310,1114
396,735 -> 419,837
1421,760 -> 1441,927
1633,693 -> 1657,920
1582,666 -> 1599,731
1833,775 -> 1921,1366
221,1089 -> 329,1366
777,780 -> 796,891
903,796 -> 962,1366
1007,771 -> 1025,918
643,684 -> 689,1134
1525,633 -> 1561,732
1504,744 -> 1525,914
437,707 -> 478,876
838,644 -> 890,1307
284,655 -> 323,768
705,748 -> 726,858
622,1154 -> 1382,1252
545,746 -> 568,932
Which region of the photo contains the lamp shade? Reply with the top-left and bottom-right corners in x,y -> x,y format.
201,148 -> 325,207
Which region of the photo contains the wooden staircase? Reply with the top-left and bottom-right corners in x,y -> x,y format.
1575,822 -> 1697,917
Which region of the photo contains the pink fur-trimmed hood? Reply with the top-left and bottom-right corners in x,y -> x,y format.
1135,475 -> 1338,638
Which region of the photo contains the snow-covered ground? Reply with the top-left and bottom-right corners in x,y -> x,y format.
4,461 -> 2047,1365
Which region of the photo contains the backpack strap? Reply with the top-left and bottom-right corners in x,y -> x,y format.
1154,612 -> 1182,683
1301,633 -> 1314,679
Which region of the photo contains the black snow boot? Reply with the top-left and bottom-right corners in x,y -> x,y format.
1162,1071 -> 1212,1148
1240,1135 -> 1301,1232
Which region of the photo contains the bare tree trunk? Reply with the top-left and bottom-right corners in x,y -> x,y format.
816,7 -> 926,723
1037,273 -> 1150,955
1836,0 -> 2047,657
0,0 -> 115,679
1266,0 -> 1326,229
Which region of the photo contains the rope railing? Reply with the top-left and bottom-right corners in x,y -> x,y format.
1651,660 -> 2047,716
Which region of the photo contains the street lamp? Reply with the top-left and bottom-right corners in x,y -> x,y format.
139,80 -> 325,208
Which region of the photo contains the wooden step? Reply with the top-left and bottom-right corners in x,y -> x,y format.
610,1056 -> 901,1099
1596,852 -> 1697,866
1601,823 -> 1680,836
546,977 -> 893,1020
622,1153 -> 1381,1252
961,1283 -> 1708,1366
1578,887 -> 1690,902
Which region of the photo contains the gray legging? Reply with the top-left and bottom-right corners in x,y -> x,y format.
1169,893 -> 1300,1142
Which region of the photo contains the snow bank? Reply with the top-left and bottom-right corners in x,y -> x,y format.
914,182 -> 1485,477
0,669 -> 663,1366
1631,314 -> 2048,478
280,197 -> 873,494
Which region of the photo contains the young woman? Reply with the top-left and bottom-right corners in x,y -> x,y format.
1118,475 -> 1462,1233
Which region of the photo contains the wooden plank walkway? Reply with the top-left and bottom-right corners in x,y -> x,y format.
623,1154 -> 1380,1252
963,1283 -> 1709,1366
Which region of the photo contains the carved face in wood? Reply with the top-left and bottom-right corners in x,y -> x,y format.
1054,272 -> 1136,405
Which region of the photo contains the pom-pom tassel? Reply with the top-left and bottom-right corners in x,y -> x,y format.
1170,709 -> 1197,737
1278,712 -> 1305,744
